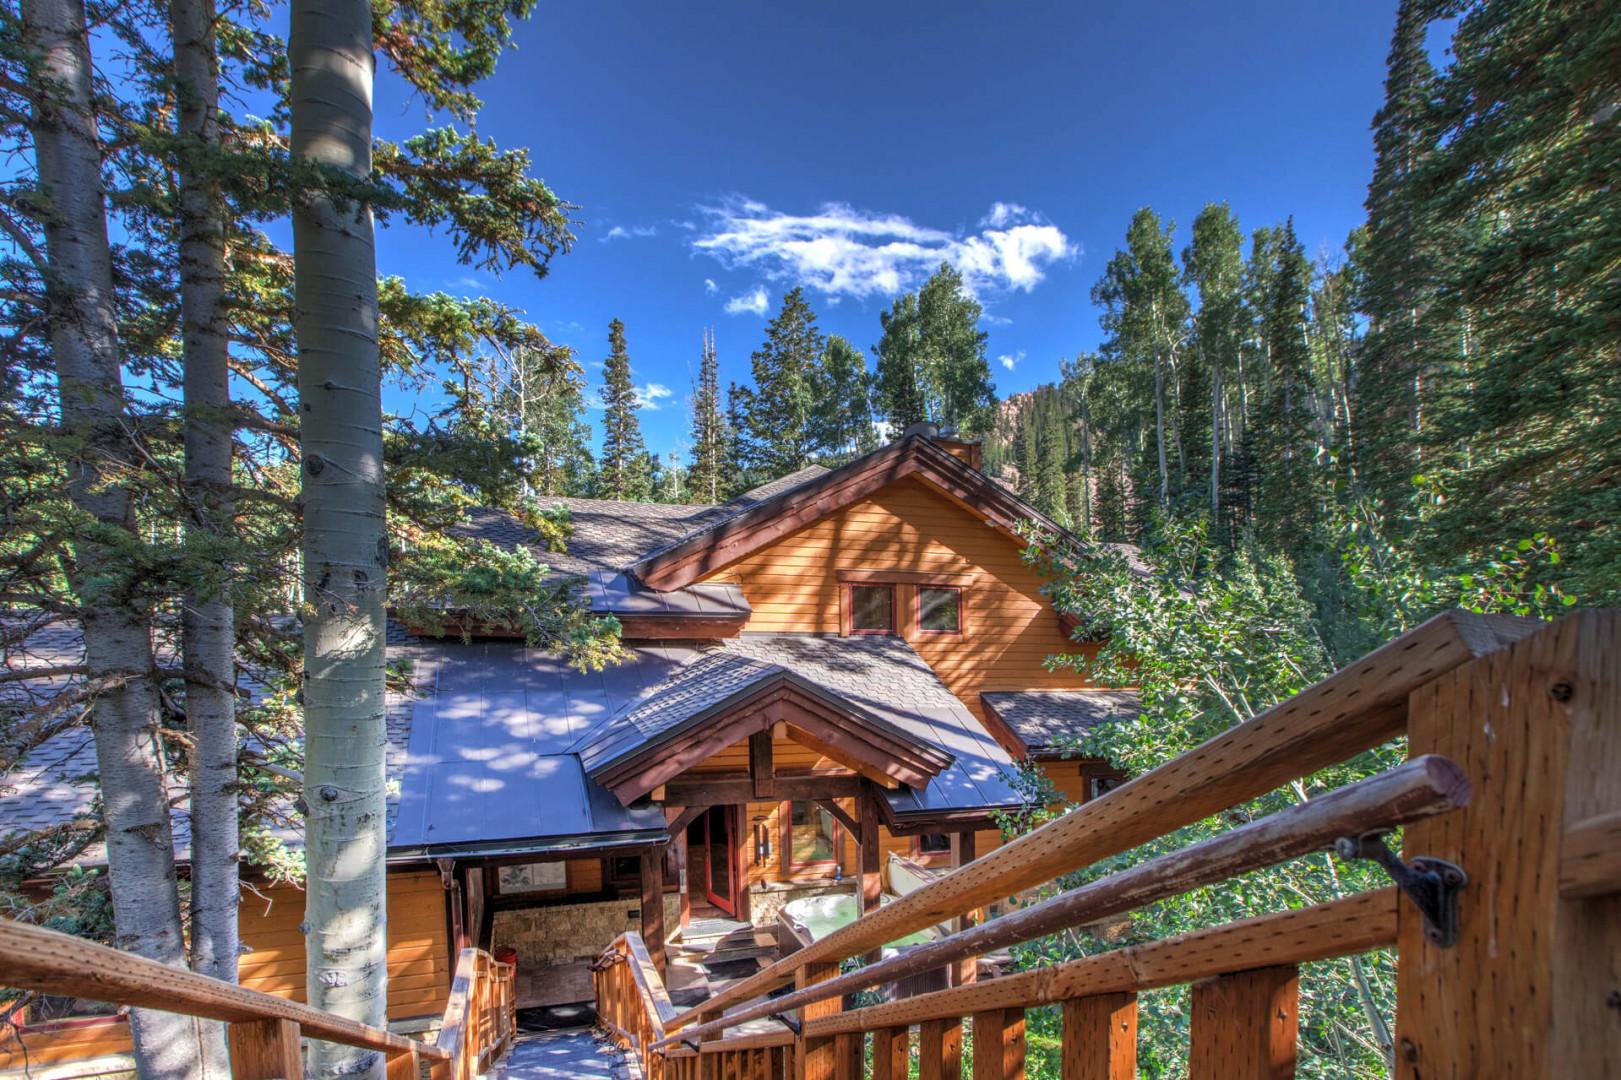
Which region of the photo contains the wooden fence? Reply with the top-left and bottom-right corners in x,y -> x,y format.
595,609 -> 1620,1078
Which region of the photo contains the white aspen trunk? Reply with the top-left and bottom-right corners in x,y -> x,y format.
171,1 -> 238,1073
1210,353 -> 1221,522
22,1 -> 204,1076
290,2 -> 389,1076
1153,350 -> 1169,506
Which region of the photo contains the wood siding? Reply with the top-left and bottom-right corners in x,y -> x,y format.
0,870 -> 448,1072
700,475 -> 1103,742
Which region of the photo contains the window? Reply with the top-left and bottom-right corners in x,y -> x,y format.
786,801 -> 839,871
916,833 -> 951,858
918,586 -> 962,634
848,584 -> 895,634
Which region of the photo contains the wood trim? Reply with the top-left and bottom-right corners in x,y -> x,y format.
749,731 -> 774,799
783,798 -> 844,876
837,568 -> 978,586
663,774 -> 866,805
616,614 -> 747,640
915,583 -> 965,637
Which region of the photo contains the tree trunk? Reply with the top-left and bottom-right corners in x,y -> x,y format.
22,1 -> 202,1076
171,1 -> 238,1073
1210,353 -> 1221,524
1153,349 -> 1169,506
290,1 -> 389,1077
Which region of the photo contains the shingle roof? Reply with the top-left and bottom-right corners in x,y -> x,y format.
981,689 -> 1142,753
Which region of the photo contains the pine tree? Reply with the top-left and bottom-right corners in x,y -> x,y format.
1252,220 -> 1319,549
1183,203 -> 1246,532
724,381 -> 757,494
1356,0 -> 1439,515
873,264 -> 996,436
598,318 -> 651,500
873,292 -> 925,432
688,328 -> 725,502
744,288 -> 823,477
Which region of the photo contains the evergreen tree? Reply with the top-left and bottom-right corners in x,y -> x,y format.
688,328 -> 725,503
1036,422 -> 1070,526
1252,220 -> 1319,549
724,381 -> 758,494
873,292 -> 926,431
1183,204 -> 1246,531
598,318 -> 651,500
744,288 -> 823,477
811,335 -> 876,458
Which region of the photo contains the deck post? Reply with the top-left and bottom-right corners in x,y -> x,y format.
918,1018 -> 962,1080
1188,965 -> 1298,1079
1397,611 -> 1621,1077
1060,993 -> 1136,1079
226,1017 -> 303,1080
641,849 -> 666,974
950,829 -> 977,985
871,1026 -> 909,1080
971,1008 -> 1026,1080
795,962 -> 843,1080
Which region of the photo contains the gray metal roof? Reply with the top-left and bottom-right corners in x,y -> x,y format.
980,689 -> 1142,752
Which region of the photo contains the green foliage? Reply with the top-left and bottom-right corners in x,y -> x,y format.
743,288 -> 825,475
597,318 -> 652,500
873,264 -> 996,436
811,335 -> 877,458
688,329 -> 727,502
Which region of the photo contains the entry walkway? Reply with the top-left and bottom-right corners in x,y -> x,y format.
498,1028 -> 628,1080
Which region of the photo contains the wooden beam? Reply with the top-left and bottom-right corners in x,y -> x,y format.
1188,966 -> 1298,1079
871,1026 -> 910,1080
615,614 -> 747,639
816,798 -> 859,837
385,1047 -> 421,1080
664,774 -> 865,805
641,849 -> 666,973
1061,993 -> 1137,1080
859,794 -> 882,914
660,756 -> 1466,1044
1560,808 -> 1621,898
662,609 -> 1532,1031
918,1018 -> 962,1080
1397,611 -> 1621,1078
952,829 -> 977,986
228,1017 -> 303,1080
0,917 -> 447,1060
972,1008 -> 1026,1080
750,731 -> 775,799
834,1033 -> 862,1080
803,890 -> 1393,1037
666,803 -> 708,839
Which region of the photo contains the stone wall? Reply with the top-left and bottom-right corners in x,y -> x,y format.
492,895 -> 682,967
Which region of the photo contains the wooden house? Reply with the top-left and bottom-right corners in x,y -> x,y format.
0,428 -> 1137,1072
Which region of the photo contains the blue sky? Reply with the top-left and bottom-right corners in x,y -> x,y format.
371,1 -> 1399,461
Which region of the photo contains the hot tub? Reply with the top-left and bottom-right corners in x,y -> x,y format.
777,891 -> 949,999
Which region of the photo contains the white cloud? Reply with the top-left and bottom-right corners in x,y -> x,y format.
999,350 -> 1026,372
601,224 -> 659,243
724,286 -> 770,316
704,278 -> 718,294
636,383 -> 674,410
693,196 -> 1077,301
447,275 -> 487,292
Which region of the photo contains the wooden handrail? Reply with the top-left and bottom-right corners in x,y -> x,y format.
803,889 -> 1397,1036
665,609 -> 1537,1030
656,754 -> 1468,1046
433,947 -> 515,1080
0,917 -> 446,1061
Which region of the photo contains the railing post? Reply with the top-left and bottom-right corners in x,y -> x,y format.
918,1018 -> 962,1080
227,1018 -> 303,1080
795,962 -> 842,1080
386,1047 -> 421,1080
871,1026 -> 909,1080
971,1008 -> 1025,1080
1060,993 -> 1136,1079
1188,965 -> 1298,1079
1398,611 -> 1621,1077
833,1033 -> 862,1080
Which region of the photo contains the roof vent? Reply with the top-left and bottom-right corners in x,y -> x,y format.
901,421 -> 940,440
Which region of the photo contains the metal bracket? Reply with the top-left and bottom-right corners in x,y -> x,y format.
681,1039 -> 701,1053
1335,830 -> 1467,948
768,1013 -> 801,1036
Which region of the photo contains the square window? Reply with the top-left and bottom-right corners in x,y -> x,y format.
917,833 -> 951,856
918,586 -> 962,634
788,802 -> 838,868
849,584 -> 895,634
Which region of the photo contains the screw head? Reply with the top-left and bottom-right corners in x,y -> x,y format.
1400,1037 -> 1418,1063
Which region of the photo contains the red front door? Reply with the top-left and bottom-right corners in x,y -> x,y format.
702,805 -> 736,916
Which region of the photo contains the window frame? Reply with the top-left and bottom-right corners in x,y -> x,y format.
781,799 -> 842,877
846,583 -> 897,636
915,583 -> 965,636
913,832 -> 952,863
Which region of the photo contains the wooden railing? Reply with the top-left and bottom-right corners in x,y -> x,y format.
433,947 -> 516,1080
596,609 -> 1621,1078
0,920 -> 517,1079
0,916 -> 451,1078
